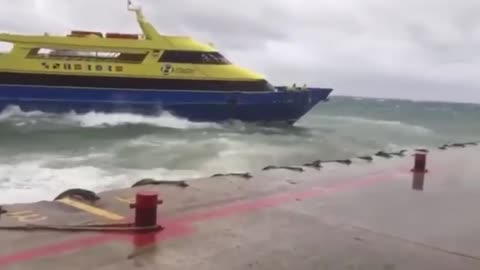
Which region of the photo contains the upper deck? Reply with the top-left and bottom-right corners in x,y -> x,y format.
0,4 -> 215,53
0,5 -> 265,82
0,33 -> 217,52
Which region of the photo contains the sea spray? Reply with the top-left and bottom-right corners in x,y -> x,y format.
1,97 -> 479,203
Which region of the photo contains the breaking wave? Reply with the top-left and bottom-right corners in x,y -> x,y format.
64,111 -> 220,129
0,155 -> 204,204
1,97 -> 478,204
0,105 -> 220,130
312,115 -> 433,134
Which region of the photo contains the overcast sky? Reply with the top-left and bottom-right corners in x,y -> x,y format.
1,0 -> 479,103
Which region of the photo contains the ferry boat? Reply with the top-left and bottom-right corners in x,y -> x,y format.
0,2 -> 333,124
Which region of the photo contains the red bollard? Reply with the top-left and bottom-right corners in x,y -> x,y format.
412,172 -> 425,191
130,191 -> 162,228
411,152 -> 428,173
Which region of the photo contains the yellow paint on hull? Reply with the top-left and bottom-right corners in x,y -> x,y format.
0,6 -> 265,82
0,57 -> 264,81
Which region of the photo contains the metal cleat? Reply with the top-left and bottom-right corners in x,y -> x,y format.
211,172 -> 253,179
375,151 -> 393,158
262,165 -> 304,172
357,156 -> 373,162
303,160 -> 323,169
132,179 -> 189,188
54,188 -> 100,203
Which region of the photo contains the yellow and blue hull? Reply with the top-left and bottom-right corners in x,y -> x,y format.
0,77 -> 332,124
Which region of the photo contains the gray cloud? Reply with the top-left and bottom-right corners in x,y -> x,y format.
1,0 -> 479,103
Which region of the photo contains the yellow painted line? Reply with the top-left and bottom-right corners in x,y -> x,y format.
115,196 -> 136,204
57,198 -> 125,221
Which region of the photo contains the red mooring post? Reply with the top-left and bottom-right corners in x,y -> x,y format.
411,152 -> 428,173
130,191 -> 162,228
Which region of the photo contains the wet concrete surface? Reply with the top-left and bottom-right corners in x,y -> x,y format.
0,144 -> 479,269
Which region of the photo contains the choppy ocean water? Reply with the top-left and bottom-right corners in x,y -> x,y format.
0,96 -> 479,203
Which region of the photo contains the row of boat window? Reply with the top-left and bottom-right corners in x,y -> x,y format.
27,48 -> 231,65
158,51 -> 231,64
28,48 -> 148,63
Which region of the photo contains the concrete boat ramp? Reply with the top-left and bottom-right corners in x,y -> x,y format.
0,142 -> 479,269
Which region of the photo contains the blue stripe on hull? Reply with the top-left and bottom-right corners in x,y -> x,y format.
0,85 -> 332,123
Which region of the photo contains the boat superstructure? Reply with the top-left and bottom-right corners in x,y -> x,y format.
0,1 -> 332,124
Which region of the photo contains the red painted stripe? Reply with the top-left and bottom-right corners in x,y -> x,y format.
164,170 -> 388,226
0,224 -> 194,267
129,223 -> 192,247
0,168 -> 402,267
0,235 -> 117,266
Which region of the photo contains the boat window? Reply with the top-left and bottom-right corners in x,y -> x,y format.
265,82 -> 277,92
69,31 -> 103,38
26,48 -> 148,63
159,51 -> 231,64
0,73 -> 276,92
0,42 -> 14,54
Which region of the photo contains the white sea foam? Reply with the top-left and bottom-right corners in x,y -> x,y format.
0,105 -> 220,130
0,155 -> 203,204
0,101 -> 475,205
0,106 -> 47,120
0,135 -> 306,204
315,115 -> 432,134
64,111 -> 220,129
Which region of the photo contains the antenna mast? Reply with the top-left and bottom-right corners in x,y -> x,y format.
127,0 -> 161,40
